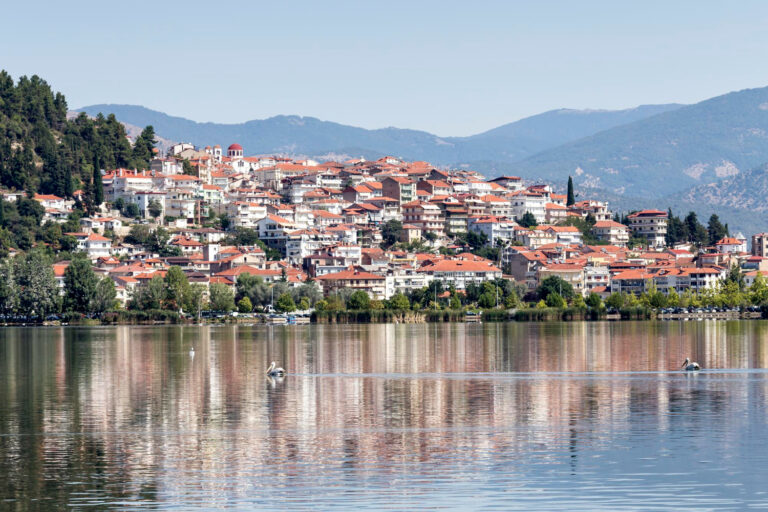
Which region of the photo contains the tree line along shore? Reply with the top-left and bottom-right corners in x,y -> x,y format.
1,249 -> 765,325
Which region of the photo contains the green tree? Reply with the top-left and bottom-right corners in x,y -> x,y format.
666,288 -> 681,307
124,202 -> 140,218
208,283 -> 235,312
566,176 -> 575,206
719,280 -> 745,308
347,290 -> 371,310
164,266 -> 189,311
129,274 -> 165,310
132,125 -> 156,168
586,292 -> 603,309
389,292 -> 410,310
572,294 -> 586,309
707,214 -> 728,246
92,277 -> 116,313
450,294 -> 462,309
545,292 -> 566,308
276,292 -> 296,312
0,259 -> 19,315
148,200 -> 163,219
184,284 -> 206,317
63,257 -> 98,313
605,292 -> 625,309
478,291 -> 496,308
236,273 -> 270,307
665,209 -> 687,246
298,297 -> 311,310
381,219 -> 403,248
16,250 -> 60,318
684,211 -> 708,246
536,276 -> 574,301
725,263 -> 745,291
518,211 -> 538,228
292,282 -> 322,306
93,158 -> 104,206
749,272 -> 768,305
322,295 -> 345,311
238,296 -> 253,313
124,224 -> 151,245
640,280 -> 667,308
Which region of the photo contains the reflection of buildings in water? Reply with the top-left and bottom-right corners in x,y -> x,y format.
2,321 -> 768,503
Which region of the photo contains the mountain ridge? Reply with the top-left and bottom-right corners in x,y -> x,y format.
512,85 -> 768,198
75,103 -> 683,166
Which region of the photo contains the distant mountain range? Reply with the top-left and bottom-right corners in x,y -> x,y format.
514,86 -> 768,198
78,87 -> 768,235
75,104 -> 682,168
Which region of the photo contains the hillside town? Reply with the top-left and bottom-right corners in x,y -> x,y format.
7,141 -> 768,314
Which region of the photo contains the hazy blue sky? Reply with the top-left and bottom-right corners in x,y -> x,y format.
3,1 -> 768,135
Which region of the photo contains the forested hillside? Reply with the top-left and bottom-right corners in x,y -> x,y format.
0,70 -> 155,252
0,71 -> 155,205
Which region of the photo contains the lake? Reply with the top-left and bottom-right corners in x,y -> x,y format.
2,321 -> 768,510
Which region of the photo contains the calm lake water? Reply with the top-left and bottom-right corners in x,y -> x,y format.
2,321 -> 768,510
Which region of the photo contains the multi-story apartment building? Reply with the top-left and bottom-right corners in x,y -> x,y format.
510,192 -> 547,224
401,201 -> 444,236
627,210 -> 668,247
570,200 -> 611,221
381,177 -> 416,204
753,233 -> 768,257
227,202 -> 268,228
591,220 -> 629,247
468,216 -> 517,247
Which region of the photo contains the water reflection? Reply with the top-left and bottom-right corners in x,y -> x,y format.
1,321 -> 768,509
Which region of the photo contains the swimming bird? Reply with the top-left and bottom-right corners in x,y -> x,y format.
681,358 -> 701,371
267,361 -> 286,377
189,346 -> 195,358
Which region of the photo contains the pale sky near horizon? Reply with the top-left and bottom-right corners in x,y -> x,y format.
3,0 -> 768,135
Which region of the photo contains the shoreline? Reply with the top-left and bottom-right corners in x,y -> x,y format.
4,307 -> 764,327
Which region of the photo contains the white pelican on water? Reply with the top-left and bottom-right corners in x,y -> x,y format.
189,346 -> 195,358
682,358 -> 701,371
267,361 -> 286,377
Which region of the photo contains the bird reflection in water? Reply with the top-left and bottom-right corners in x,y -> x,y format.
266,375 -> 285,388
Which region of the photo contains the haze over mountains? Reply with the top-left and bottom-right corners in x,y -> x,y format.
76,103 -> 681,171
79,85 -> 768,234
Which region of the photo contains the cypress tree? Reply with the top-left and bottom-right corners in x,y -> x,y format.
566,176 -> 575,206
93,155 -> 103,206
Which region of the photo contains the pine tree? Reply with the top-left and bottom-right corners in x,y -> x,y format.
684,211 -> 708,246
566,176 -> 575,206
707,214 -> 728,246
132,125 -> 156,169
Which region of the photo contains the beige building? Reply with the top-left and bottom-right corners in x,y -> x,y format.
402,201 -> 444,236
591,220 -> 629,247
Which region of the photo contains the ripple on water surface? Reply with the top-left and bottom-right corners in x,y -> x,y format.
1,321 -> 768,509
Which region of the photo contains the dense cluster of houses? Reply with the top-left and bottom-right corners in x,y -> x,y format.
12,142 -> 768,307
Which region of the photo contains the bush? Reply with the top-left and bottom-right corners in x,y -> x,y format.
237,296 -> 253,313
